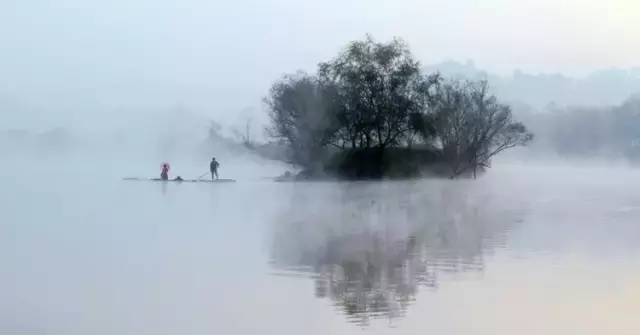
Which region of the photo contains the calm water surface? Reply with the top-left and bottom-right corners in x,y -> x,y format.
2,162 -> 640,335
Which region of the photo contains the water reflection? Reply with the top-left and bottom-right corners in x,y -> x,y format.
269,180 -> 528,327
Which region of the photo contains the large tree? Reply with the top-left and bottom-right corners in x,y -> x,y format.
317,34 -> 440,150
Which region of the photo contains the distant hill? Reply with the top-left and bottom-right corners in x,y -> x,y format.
424,60 -> 640,109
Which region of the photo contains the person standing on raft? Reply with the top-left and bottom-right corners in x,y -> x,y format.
160,163 -> 170,180
210,157 -> 220,180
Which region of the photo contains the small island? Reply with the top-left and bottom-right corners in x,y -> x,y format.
251,35 -> 534,181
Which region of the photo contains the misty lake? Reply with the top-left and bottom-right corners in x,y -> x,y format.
2,160 -> 640,335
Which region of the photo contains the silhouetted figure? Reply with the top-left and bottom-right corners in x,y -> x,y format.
210,157 -> 220,180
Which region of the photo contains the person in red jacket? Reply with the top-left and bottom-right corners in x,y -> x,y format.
160,163 -> 170,180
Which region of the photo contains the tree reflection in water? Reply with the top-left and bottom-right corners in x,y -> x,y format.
268,180 -> 527,327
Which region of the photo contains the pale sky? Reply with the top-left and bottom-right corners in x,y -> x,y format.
1,0 -> 639,130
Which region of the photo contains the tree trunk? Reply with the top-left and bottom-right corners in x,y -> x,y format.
472,155 -> 477,179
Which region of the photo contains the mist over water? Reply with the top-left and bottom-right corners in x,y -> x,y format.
3,0 -> 640,332
2,146 -> 640,334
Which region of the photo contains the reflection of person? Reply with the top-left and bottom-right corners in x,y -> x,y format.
210,157 -> 220,180
160,163 -> 169,180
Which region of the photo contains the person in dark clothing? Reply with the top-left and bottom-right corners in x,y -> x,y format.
210,157 -> 220,180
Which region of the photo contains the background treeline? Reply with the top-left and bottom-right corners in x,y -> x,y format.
513,97 -> 640,160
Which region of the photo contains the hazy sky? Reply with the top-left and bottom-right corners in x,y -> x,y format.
1,0 -> 639,130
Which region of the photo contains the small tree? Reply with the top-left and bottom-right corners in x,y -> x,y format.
231,118 -> 254,147
431,80 -> 533,178
264,71 -> 339,169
